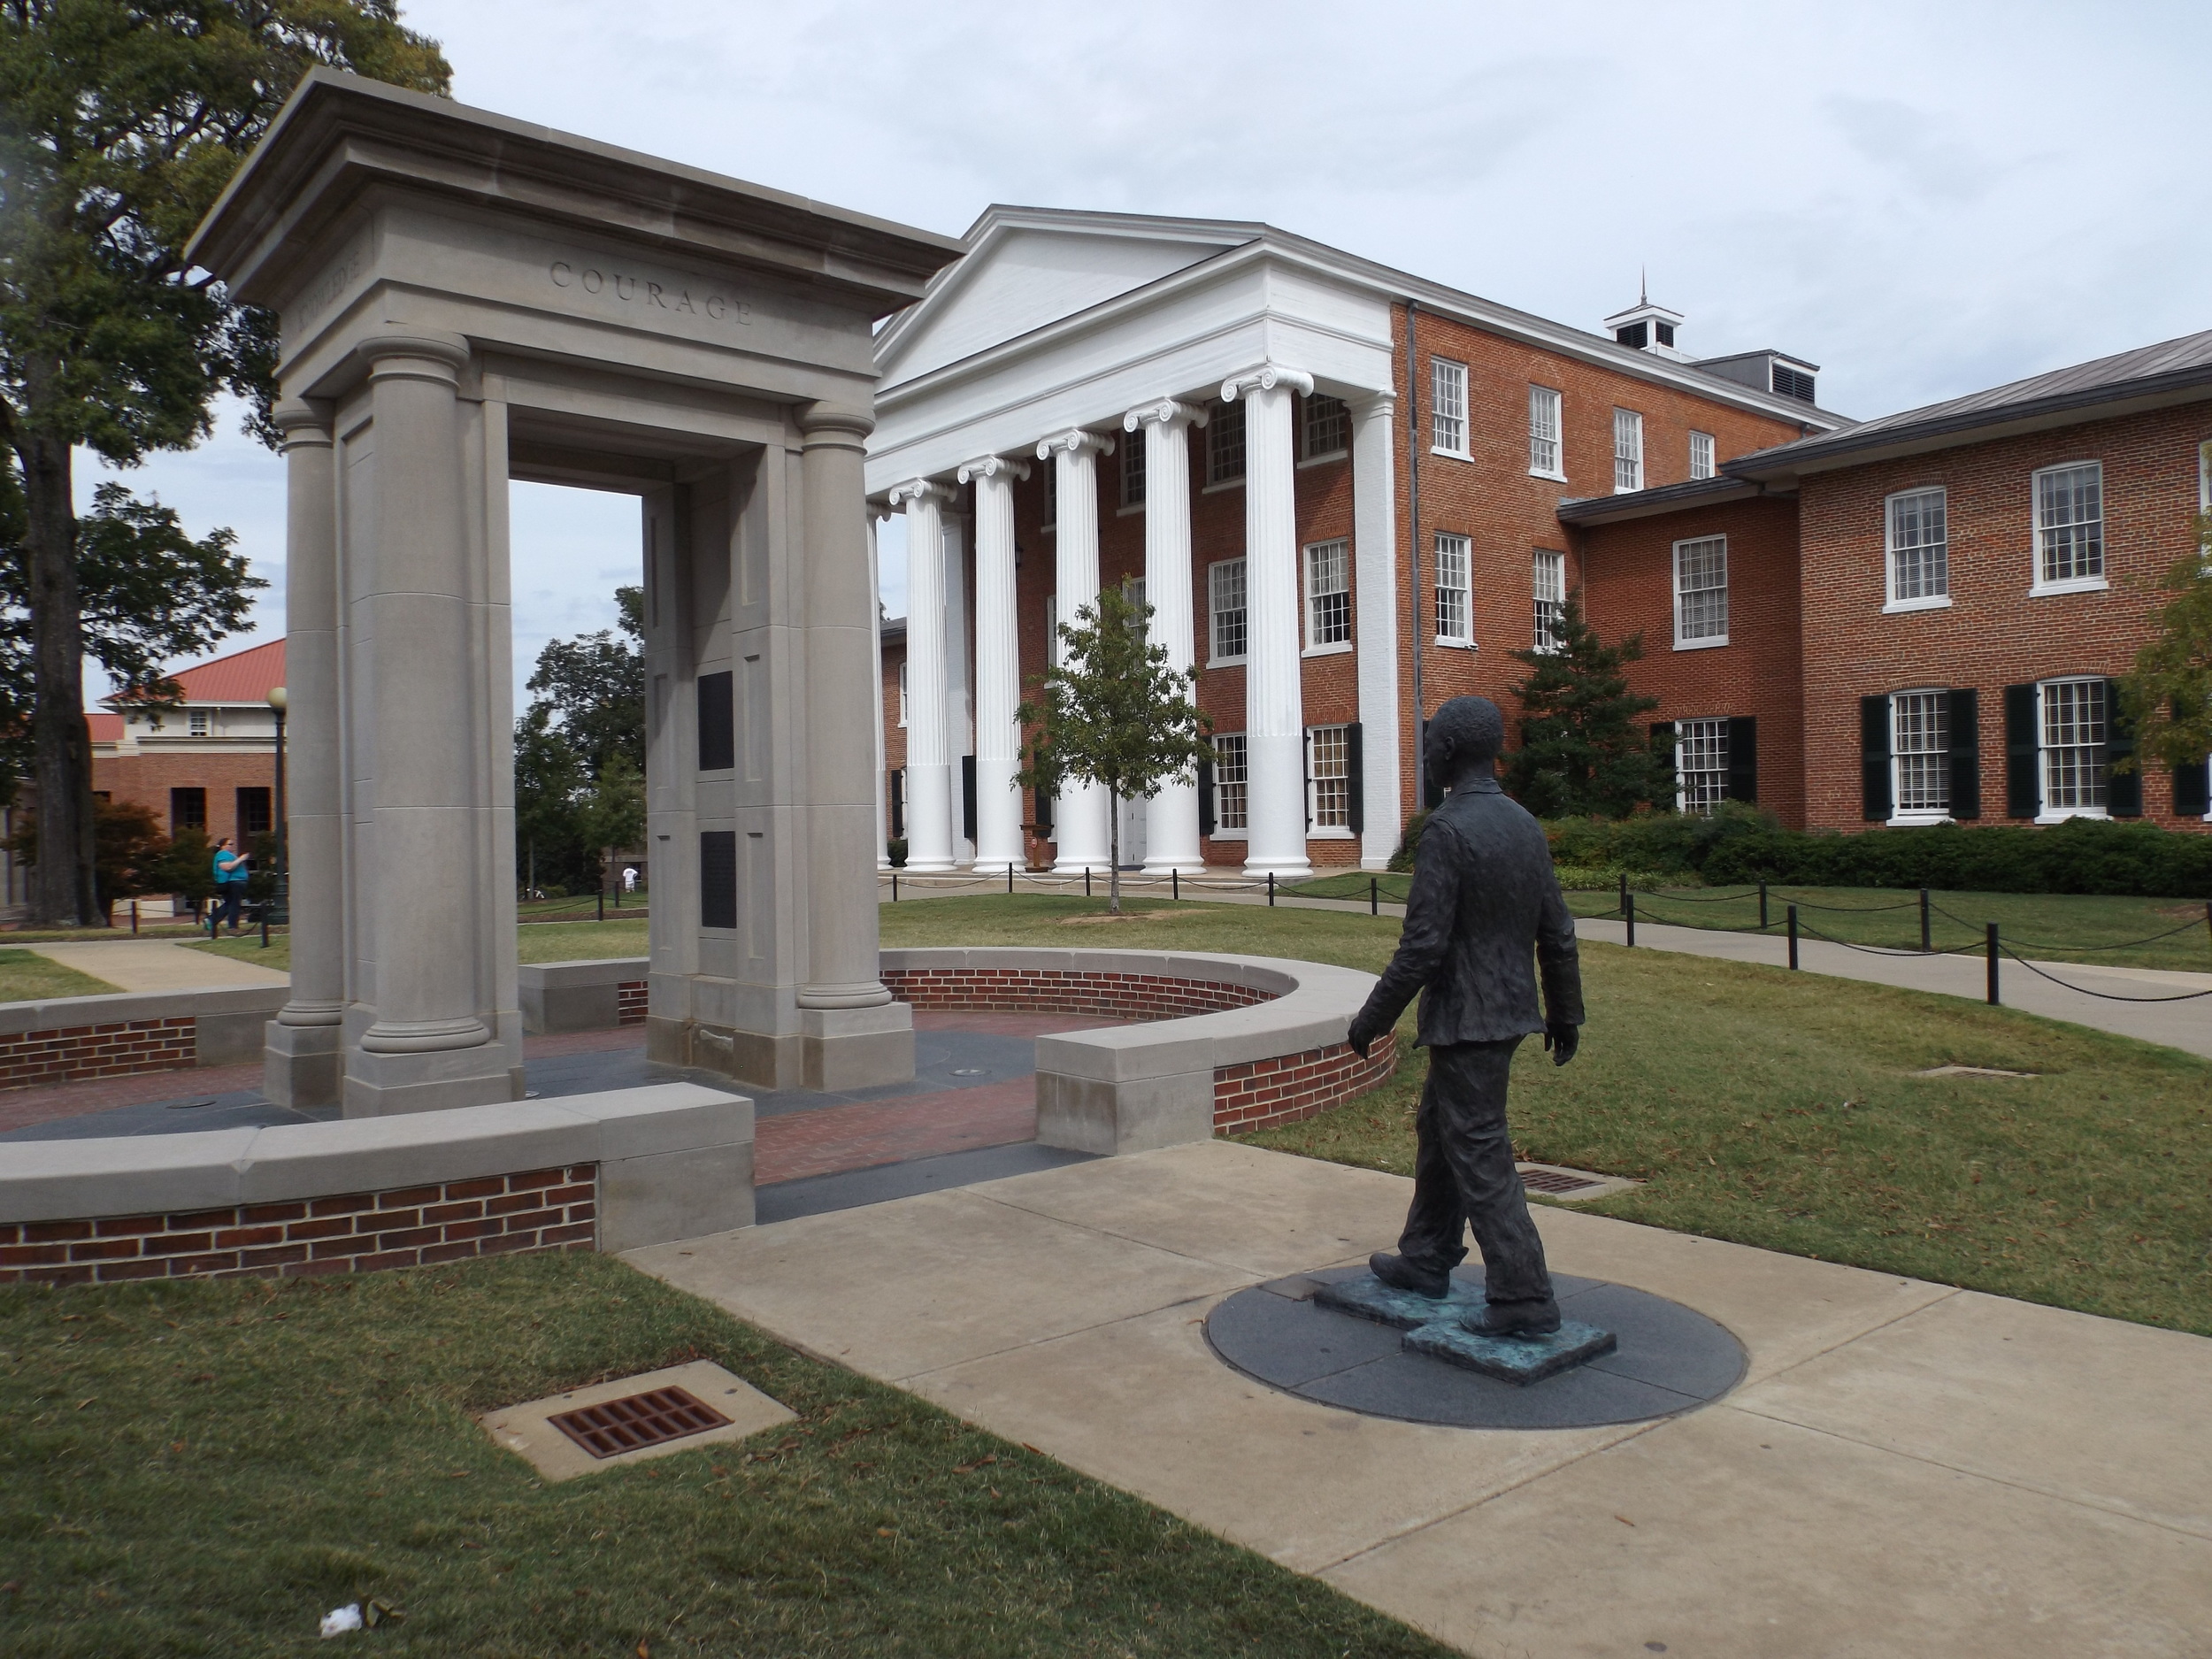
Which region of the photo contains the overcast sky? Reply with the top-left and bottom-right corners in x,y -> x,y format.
82,0 -> 2212,704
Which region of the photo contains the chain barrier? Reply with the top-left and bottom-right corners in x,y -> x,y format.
1927,902 -> 2210,954
1791,917 -> 1985,960
1994,943 -> 2212,1003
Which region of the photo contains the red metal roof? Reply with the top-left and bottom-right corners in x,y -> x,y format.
162,637 -> 286,705
88,712 -> 126,741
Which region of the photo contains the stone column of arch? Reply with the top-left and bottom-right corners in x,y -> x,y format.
1125,398 -> 1208,875
1036,428 -> 1115,873
1223,365 -> 1314,880
957,452 -> 1031,874
888,477 -> 957,873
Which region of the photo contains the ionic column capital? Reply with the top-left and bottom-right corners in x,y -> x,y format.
1035,428 -> 1116,462
887,476 -> 957,511
1219,363 -> 1315,403
956,452 -> 1031,486
1123,397 -> 1209,434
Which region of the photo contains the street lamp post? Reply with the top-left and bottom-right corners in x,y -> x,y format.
266,686 -> 288,926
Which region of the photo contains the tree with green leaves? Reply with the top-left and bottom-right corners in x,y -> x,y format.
0,1 -> 449,923
1502,591 -> 1670,818
1018,583 -> 1211,916
514,585 -> 643,895
2116,513 -> 2212,774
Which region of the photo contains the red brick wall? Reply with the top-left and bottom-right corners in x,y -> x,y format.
1798,403 -> 2212,832
882,964 -> 1273,1019
617,980 -> 648,1025
1215,1032 -> 1399,1134
0,1017 -> 198,1093
1575,495 -> 1807,826
95,749 -> 280,846
0,1165 -> 596,1286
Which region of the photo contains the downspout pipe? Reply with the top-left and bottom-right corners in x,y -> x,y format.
1405,298 -> 1425,810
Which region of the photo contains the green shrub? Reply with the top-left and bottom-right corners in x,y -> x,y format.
1698,818 -> 2212,897
1386,811 -> 1430,872
887,838 -> 910,869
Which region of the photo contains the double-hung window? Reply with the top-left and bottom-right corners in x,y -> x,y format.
1675,718 -> 1729,815
2040,677 -> 2108,814
1886,487 -> 1949,608
1206,399 -> 1246,486
188,710 -> 211,736
1528,386 -> 1563,478
1308,726 -> 1351,832
1211,733 -> 1248,833
1532,549 -> 1565,654
1434,533 -> 1473,645
1612,409 -> 1644,492
897,660 -> 910,726
1120,430 -> 1146,507
2033,462 -> 2104,591
1891,690 -> 1949,818
1209,559 -> 1248,663
1672,534 -> 1728,648
1304,540 -> 1351,649
1302,394 -> 1348,460
1688,431 -> 1715,480
1432,358 -> 1468,457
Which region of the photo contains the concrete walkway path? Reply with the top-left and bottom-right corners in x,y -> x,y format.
629,1139 -> 2212,1658
24,938 -> 289,992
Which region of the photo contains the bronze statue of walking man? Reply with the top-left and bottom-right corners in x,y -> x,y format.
1346,695 -> 1585,1335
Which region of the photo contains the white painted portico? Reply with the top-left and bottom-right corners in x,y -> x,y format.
867,211 -> 1406,877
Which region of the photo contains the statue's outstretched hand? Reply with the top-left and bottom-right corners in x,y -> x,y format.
1543,1022 -> 1580,1067
1345,1011 -> 1383,1058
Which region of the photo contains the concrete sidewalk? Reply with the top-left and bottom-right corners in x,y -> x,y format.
629,1139 -> 2212,1658
25,938 -> 289,992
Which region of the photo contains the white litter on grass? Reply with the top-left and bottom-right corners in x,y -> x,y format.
319,1603 -> 363,1637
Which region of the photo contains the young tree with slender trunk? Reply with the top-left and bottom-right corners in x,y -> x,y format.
0,2 -> 448,922
1502,591 -> 1670,818
2116,513 -> 2212,774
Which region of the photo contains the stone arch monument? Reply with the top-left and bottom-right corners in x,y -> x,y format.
188,73 -> 962,1116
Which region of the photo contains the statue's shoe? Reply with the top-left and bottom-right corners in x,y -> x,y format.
1368,1251 -> 1451,1299
1463,1297 -> 1563,1337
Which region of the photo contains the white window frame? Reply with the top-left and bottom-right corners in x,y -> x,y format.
1210,732 -> 1248,839
1671,534 -> 1728,649
1433,532 -> 1474,648
1208,558 -> 1248,665
1431,358 -> 1469,458
1119,430 -> 1146,510
1687,430 -> 1715,481
188,710 -> 211,737
2030,460 -> 2107,595
1613,409 -> 1644,493
1305,725 -> 1354,837
1532,549 -> 1566,655
2036,677 -> 2109,822
1884,486 -> 1952,611
1528,385 -> 1564,480
896,661 -> 909,727
1674,718 -> 1729,816
1302,539 -> 1352,654
1205,398 -> 1246,488
1302,393 -> 1349,463
1888,688 -> 1951,825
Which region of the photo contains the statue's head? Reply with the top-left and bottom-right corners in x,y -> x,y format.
1425,695 -> 1504,781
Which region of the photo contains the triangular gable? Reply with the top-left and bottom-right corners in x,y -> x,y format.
878,208 -> 1259,387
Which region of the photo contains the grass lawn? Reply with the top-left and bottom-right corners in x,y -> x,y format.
1289,872 -> 2212,973
881,894 -> 2212,1337
0,1251 -> 1448,1659
0,949 -> 119,1002
182,921 -> 652,978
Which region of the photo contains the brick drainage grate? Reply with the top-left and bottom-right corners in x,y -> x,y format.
548,1385 -> 731,1458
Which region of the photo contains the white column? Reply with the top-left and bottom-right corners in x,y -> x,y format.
1036,427 -> 1114,872
958,453 -> 1030,873
1350,393 -> 1403,870
1222,365 -> 1314,879
1125,398 -> 1207,873
869,506 -> 891,870
887,477 -> 956,872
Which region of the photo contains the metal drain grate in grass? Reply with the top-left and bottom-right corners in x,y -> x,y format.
547,1386 -> 731,1458
1521,1167 -> 1603,1195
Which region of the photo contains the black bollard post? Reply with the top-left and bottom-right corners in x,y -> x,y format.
1173,869 -> 1180,902
892,872 -> 899,902
1008,864 -> 1014,895
1624,895 -> 1635,948
261,917 -> 270,949
1787,905 -> 1799,970
1371,876 -> 1379,916
597,888 -> 605,924
1986,923 -> 2001,1005
1268,872 -> 1276,907
130,902 -> 138,936
1919,888 -> 1932,953
1618,870 -> 1629,918
1758,881 -> 1769,930
1085,868 -> 1092,899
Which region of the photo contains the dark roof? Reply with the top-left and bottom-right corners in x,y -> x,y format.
1727,326 -> 2212,480
1555,476 -> 1782,526
880,617 -> 907,649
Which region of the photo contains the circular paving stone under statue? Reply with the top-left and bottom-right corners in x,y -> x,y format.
1204,1263 -> 1746,1430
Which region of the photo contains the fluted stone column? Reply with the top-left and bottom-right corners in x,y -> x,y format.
1125,399 -> 1208,874
264,400 -> 342,1108
1037,428 -> 1114,872
887,478 -> 956,872
1350,393 -> 1404,870
1223,365 -> 1314,879
797,405 -> 910,1089
957,453 -> 1029,874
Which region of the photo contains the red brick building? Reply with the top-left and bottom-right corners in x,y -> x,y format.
94,637 -> 288,849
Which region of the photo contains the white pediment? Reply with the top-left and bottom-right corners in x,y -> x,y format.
879,214 -> 1256,387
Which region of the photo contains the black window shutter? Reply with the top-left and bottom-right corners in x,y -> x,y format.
889,770 -> 904,841
1725,717 -> 1757,803
1420,719 -> 1445,809
699,831 -> 737,929
1197,757 -> 1216,837
1860,696 -> 1892,821
1946,688 -> 1981,819
1033,749 -> 1053,839
696,671 -> 734,772
2004,684 -> 2040,818
961,754 -> 978,841
1345,722 -> 1365,833
1650,722 -> 1677,795
2105,680 -> 2141,818
2176,758 -> 2211,818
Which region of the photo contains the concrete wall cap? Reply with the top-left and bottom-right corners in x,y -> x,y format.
0,984 -> 290,1037
516,957 -> 651,991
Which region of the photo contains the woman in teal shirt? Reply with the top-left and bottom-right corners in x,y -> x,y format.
211,836 -> 250,934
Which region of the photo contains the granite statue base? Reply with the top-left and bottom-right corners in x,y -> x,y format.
1315,1271 -> 1617,1387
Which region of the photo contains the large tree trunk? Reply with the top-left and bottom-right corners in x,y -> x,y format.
19,415 -> 96,926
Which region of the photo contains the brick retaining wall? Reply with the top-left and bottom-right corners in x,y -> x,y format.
617,980 -> 647,1025
1215,1033 -> 1401,1134
882,964 -> 1272,1020
0,1165 -> 597,1287
0,1016 -> 199,1091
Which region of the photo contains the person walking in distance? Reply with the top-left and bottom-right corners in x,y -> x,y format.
1345,695 -> 1585,1335
211,835 -> 251,935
